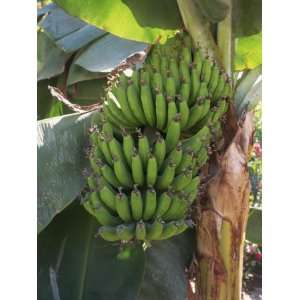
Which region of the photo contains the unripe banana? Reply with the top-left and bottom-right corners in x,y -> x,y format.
98,136 -> 113,166
185,98 -> 210,130
166,74 -> 177,98
147,154 -> 158,186
86,174 -> 98,190
208,63 -> 220,95
172,168 -> 193,191
94,204 -> 122,226
143,186 -> 157,221
162,143 -> 183,170
211,99 -> 227,124
154,191 -> 173,218
111,85 -> 140,125
165,114 -> 181,153
98,160 -> 121,188
127,81 -> 147,124
160,56 -> 169,80
175,220 -> 189,235
108,135 -> 127,166
150,52 -> 161,71
115,189 -> 132,223
197,82 -> 209,98
131,149 -> 145,186
180,80 -> 191,103
156,162 -> 176,190
89,155 -> 101,175
146,219 -> 164,240
103,104 -> 133,129
130,185 -> 143,221
183,175 -> 200,195
182,47 -> 192,65
82,200 -> 95,216
138,131 -> 151,168
213,74 -> 225,101
118,72 -> 128,88
99,185 -> 117,212
201,56 -> 213,83
113,156 -> 133,189
153,132 -> 166,170
158,221 -> 178,240
116,224 -> 135,241
155,91 -> 167,131
179,60 -> 190,84
166,96 -> 178,129
163,194 -> 187,221
89,130 -> 99,147
136,220 -> 146,240
182,126 -> 210,152
177,96 -> 190,129
122,130 -> 135,167
191,65 -> 200,105
193,48 -> 203,76
140,68 -> 151,86
102,122 -> 114,139
98,226 -> 119,242
151,71 -> 164,94
140,81 -> 156,127
169,58 -> 180,89
176,150 -> 194,174
131,69 -> 140,92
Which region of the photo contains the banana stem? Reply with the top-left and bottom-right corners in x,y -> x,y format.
176,0 -> 221,65
217,0 -> 233,77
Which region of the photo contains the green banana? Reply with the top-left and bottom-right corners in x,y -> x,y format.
98,226 -> 119,242
99,185 -> 117,212
94,204 -> 121,226
179,60 -> 190,84
197,82 -> 209,98
208,63 -> 220,95
127,81 -> 147,124
155,91 -> 167,131
182,47 -> 192,64
98,136 -> 113,166
183,176 -> 200,195
86,174 -> 98,190
166,74 -> 177,98
151,71 -> 164,94
165,114 -> 181,153
172,168 -> 193,191
153,132 -> 166,169
99,160 -> 121,188
111,85 -> 140,125
213,74 -> 225,100
147,154 -> 158,186
115,189 -> 132,223
82,200 -> 95,216
178,96 -> 190,129
108,135 -> 127,165
191,65 -> 201,105
166,97 -> 178,129
150,52 -> 161,71
116,224 -> 135,241
122,130 -> 135,167
140,81 -> 156,127
131,69 -> 139,92
130,185 -> 143,221
140,68 -> 151,85
136,220 -> 146,240
169,58 -> 180,89
146,219 -> 164,240
143,186 -> 157,221
201,57 -> 213,83
162,143 -> 183,169
131,149 -> 145,186
175,220 -> 189,235
138,131 -> 151,167
176,150 -> 194,174
113,156 -> 133,188
156,162 -> 176,190
180,80 -> 191,103
163,194 -> 187,221
158,221 -> 178,240
154,191 -> 173,218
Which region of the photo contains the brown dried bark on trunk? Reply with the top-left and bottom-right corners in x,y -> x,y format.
190,111 -> 254,300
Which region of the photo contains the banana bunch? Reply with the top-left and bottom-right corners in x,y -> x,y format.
83,31 -> 231,243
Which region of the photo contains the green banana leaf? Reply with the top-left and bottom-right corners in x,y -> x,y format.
246,207 -> 262,244
234,65 -> 262,113
139,230 -> 195,300
235,32 -> 262,71
38,202 -> 196,300
194,0 -> 229,23
53,0 -> 182,44
37,112 -> 95,233
233,0 -> 262,37
37,29 -> 71,81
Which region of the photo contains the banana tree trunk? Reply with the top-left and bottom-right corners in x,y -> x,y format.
194,112 -> 254,300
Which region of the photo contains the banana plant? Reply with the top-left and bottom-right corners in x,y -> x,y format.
37,1 -> 261,299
